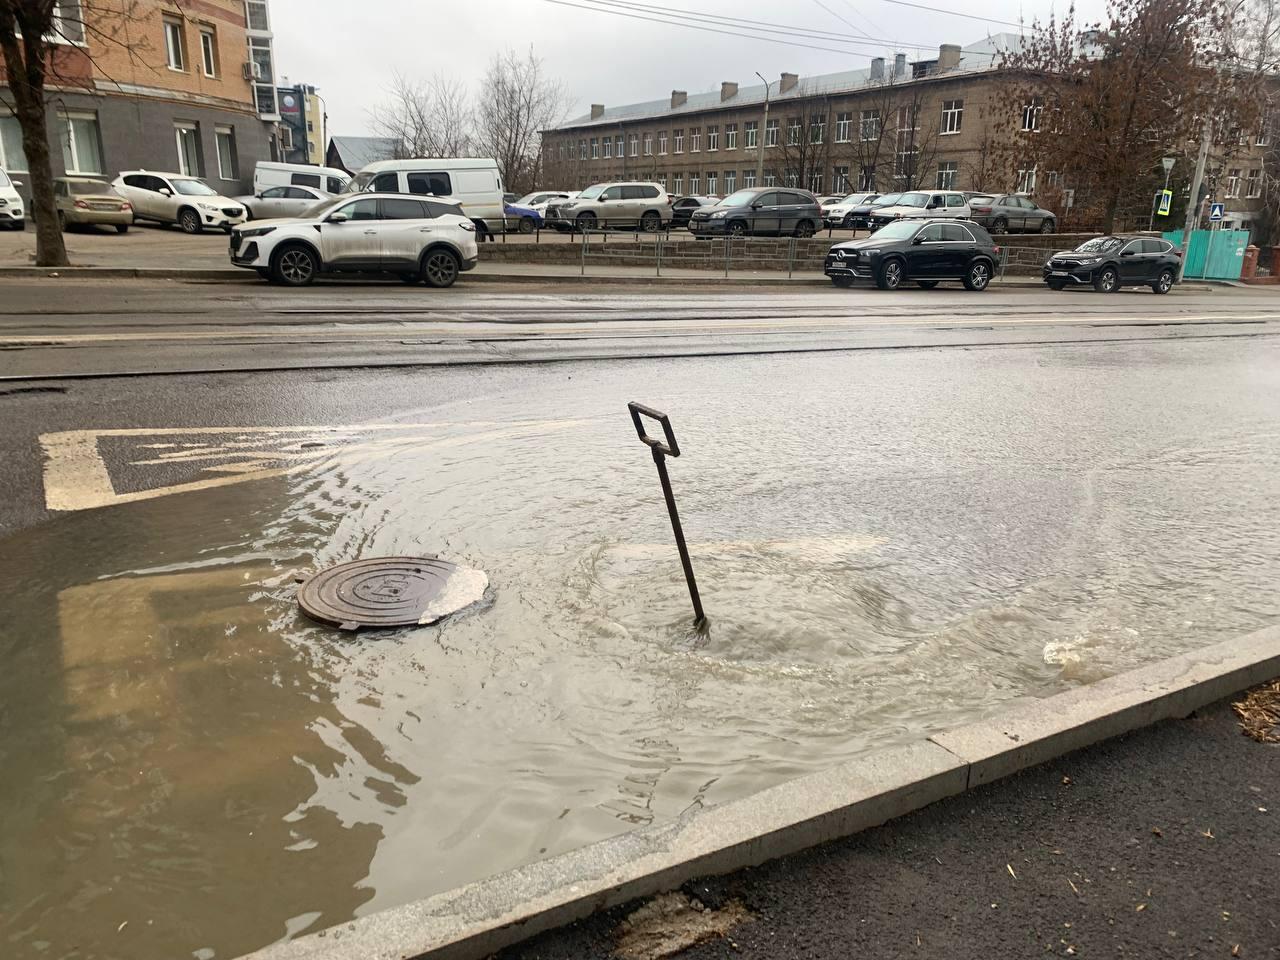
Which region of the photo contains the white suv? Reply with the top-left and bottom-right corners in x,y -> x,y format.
113,171 -> 247,233
228,193 -> 479,287
867,190 -> 970,232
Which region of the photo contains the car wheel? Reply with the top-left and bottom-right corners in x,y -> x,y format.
518,216 -> 536,235
794,219 -> 816,238
178,208 -> 202,234
115,224 -> 129,234
831,276 -> 854,288
728,220 -> 747,237
916,280 -> 939,289
963,260 -> 992,291
640,211 -> 661,233
842,214 -> 855,230
1039,218 -> 1056,234
1093,266 -> 1118,292
875,258 -> 904,290
575,212 -> 598,233
1152,268 -> 1174,294
421,248 -> 460,288
991,216 -> 1008,234
57,211 -> 67,231
1047,279 -> 1066,291
271,244 -> 319,286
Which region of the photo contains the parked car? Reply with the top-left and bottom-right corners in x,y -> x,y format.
504,200 -> 543,233
545,182 -> 673,232
228,193 -> 478,287
867,190 -> 970,232
1043,235 -> 1179,293
816,195 -> 845,209
236,184 -> 329,220
503,192 -> 519,204
824,218 -> 999,291
687,188 -> 822,237
253,161 -> 349,195
967,194 -> 1057,234
514,191 -> 574,214
53,177 -> 132,232
670,195 -> 719,228
844,192 -> 902,230
113,171 -> 246,233
0,168 -> 24,230
823,192 -> 880,229
344,158 -> 505,237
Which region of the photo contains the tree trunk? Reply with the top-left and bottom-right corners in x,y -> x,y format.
1101,178 -> 1122,234
15,95 -> 66,267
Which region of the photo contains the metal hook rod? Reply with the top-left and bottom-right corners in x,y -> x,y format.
627,402 -> 705,627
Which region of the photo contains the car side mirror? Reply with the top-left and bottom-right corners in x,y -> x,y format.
159,188 -> 171,196
912,235 -> 925,244
328,212 -> 349,224
12,180 -> 23,188
750,202 -> 763,209
1120,249 -> 1134,257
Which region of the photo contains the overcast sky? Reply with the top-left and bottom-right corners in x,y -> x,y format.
272,0 -> 1109,137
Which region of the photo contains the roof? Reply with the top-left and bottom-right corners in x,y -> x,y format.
549,33 -> 1028,132
326,136 -> 401,173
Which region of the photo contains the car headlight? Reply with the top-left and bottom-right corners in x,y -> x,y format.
237,226 -> 276,238
1076,257 -> 1101,265
710,210 -> 728,219
460,221 -> 476,232
198,202 -> 220,211
863,248 -> 881,255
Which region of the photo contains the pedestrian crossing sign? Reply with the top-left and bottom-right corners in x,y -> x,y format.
1158,190 -> 1173,216
1209,202 -> 1225,221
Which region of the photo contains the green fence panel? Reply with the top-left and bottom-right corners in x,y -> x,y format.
1162,229 -> 1250,280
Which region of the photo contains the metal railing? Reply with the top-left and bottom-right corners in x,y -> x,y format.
575,228 -> 825,278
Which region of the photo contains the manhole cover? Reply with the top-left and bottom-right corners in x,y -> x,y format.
297,556 -> 488,631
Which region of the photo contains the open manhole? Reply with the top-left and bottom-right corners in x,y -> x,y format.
297,556 -> 488,631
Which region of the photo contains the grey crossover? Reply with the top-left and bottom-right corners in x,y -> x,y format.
967,194 -> 1057,234
687,188 -> 822,237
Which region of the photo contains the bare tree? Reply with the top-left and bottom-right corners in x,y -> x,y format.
369,71 -> 474,159
889,86 -> 941,192
473,47 -> 569,195
774,98 -> 835,193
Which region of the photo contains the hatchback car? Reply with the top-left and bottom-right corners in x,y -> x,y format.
670,195 -> 719,228
236,184 -> 329,221
867,191 -> 970,232
1043,236 -> 1179,293
967,194 -> 1057,234
825,219 -> 1000,291
228,193 -> 479,287
687,188 -> 822,237
54,177 -> 132,232
113,171 -> 246,233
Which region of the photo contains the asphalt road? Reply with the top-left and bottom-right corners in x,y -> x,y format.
497,695 -> 1280,960
2,279 -> 1278,379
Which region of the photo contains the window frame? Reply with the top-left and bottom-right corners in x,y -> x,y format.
835,112 -> 851,143
174,121 -> 202,176
940,99 -> 963,135
935,160 -> 958,190
765,118 -> 779,147
163,17 -> 185,71
674,129 -> 684,153
199,27 -> 217,77
707,125 -> 718,151
58,110 -> 103,175
860,110 -> 881,142
725,123 -> 737,149
745,120 -> 758,149
215,124 -> 237,181
658,131 -> 668,155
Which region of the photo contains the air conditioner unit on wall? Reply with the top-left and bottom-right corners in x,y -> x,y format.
242,61 -> 261,81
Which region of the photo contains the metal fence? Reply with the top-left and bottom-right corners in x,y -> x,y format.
576,229 -> 819,277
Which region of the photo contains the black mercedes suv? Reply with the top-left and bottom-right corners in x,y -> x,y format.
824,218 -> 1000,291
1043,236 -> 1180,293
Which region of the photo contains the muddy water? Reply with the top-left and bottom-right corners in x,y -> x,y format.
2,339 -> 1279,959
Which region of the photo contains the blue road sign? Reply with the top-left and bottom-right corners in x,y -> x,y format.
1209,202 -> 1225,222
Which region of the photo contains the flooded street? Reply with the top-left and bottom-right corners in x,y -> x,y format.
2,336 -> 1279,960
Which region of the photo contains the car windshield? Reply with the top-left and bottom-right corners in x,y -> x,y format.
718,190 -> 758,207
871,220 -> 924,241
871,193 -> 902,206
896,192 -> 929,207
344,173 -> 374,194
172,179 -> 218,197
1075,237 -> 1122,253
840,194 -> 868,204
303,196 -> 347,218
576,184 -> 606,200
70,180 -> 113,195
516,193 -> 542,205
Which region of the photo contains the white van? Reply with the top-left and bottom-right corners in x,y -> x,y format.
343,158 -> 504,234
253,161 -> 350,196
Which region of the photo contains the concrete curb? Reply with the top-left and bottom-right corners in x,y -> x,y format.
238,625 -> 1280,960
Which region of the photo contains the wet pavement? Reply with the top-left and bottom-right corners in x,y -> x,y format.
1,313 -> 1279,960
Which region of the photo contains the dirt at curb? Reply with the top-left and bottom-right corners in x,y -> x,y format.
1233,677 -> 1280,742
614,893 -> 751,960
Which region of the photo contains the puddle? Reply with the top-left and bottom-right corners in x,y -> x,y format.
1,342 -> 1279,959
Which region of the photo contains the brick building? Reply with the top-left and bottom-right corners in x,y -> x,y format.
0,1 -> 281,202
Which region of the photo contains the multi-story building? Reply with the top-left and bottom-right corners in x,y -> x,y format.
277,81 -> 326,165
0,1 -> 280,201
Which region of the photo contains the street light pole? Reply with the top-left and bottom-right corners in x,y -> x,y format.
754,71 -> 770,188
1177,117 -> 1212,282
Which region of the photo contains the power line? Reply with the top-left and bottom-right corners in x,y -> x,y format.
862,0 -> 1031,31
839,0 -> 891,37
810,0 -> 873,40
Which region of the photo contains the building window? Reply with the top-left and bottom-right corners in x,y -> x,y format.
199,28 -> 217,77
306,120 -> 313,132
1017,166 -> 1037,193
1257,124 -> 1270,147
579,139 -> 587,160
1022,97 -> 1042,132
940,99 -> 963,135
615,135 -> 623,157
672,173 -> 684,195
658,173 -> 667,190
895,106 -> 919,181
808,170 -> 822,192
643,132 -> 652,155
765,118 -> 778,147
603,137 -> 612,159
1247,167 -> 1261,198
724,169 -> 736,192
245,0 -> 270,31
674,129 -> 684,153
628,134 -> 638,157
558,142 -> 566,160
216,125 -> 238,179
936,161 -> 958,189
174,122 -> 202,176
833,165 -> 850,192
810,117 -> 824,144
787,118 -> 801,146
745,120 -> 758,148
785,168 -> 799,187
859,165 -> 875,190
860,110 -> 881,141
0,114 -> 27,171
58,111 -> 103,174
743,168 -> 756,188
725,123 -> 737,149
1225,167 -> 1241,198
835,112 -> 851,143
163,18 -> 185,71
707,125 -> 718,151
590,138 -> 599,159
706,171 -> 717,194
764,171 -> 777,186
689,173 -> 700,193
658,131 -> 668,155
50,0 -> 86,44
690,127 -> 701,152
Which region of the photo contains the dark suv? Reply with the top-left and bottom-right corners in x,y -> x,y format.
687,188 -> 822,237
824,218 -> 1000,291
1043,236 -> 1180,293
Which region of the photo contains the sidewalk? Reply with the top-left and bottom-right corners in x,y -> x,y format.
498,690 -> 1279,960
